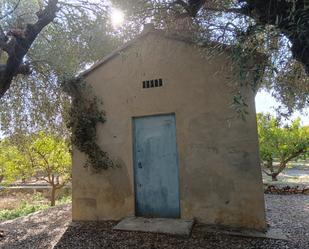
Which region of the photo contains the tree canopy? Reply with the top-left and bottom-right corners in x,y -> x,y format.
0,0 -> 308,138
114,0 -> 309,115
257,113 -> 309,181
0,132 -> 71,206
0,0 -> 123,137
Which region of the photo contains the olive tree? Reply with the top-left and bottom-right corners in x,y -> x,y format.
113,0 -> 309,116
0,0 -> 59,98
0,0 -> 308,113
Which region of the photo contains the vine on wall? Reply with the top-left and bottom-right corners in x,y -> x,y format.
62,77 -> 115,172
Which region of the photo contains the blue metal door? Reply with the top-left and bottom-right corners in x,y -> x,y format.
133,114 -> 180,218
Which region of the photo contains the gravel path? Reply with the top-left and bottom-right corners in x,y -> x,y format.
0,204 -> 71,249
0,195 -> 308,249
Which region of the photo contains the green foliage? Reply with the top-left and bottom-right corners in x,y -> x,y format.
31,132 -> 71,180
0,0 -> 307,142
0,132 -> 71,205
0,140 -> 34,183
114,0 -> 308,115
0,193 -> 71,221
0,202 -> 49,221
1,132 -> 71,184
257,113 -> 309,180
57,194 -> 72,205
0,0 -> 122,138
258,113 -> 308,162
0,0 -> 308,155
62,77 -> 115,172
231,92 -> 249,121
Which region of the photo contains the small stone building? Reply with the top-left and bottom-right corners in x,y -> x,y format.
72,26 -> 266,230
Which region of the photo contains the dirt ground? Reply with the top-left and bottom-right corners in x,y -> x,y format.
0,195 -> 308,249
0,195 -> 19,210
0,192 -> 49,212
262,161 -> 309,185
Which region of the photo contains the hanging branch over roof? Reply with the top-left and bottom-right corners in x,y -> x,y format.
173,0 -> 206,17
0,0 -> 59,98
241,0 -> 309,74
175,0 -> 309,74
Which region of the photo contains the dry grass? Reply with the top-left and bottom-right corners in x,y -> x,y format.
0,192 -> 71,221
0,192 -> 48,210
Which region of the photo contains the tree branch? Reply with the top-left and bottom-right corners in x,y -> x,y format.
0,0 -> 22,20
262,169 -> 272,176
55,181 -> 67,190
239,0 -> 309,73
172,0 -> 207,17
38,177 -> 51,185
203,6 -> 250,16
175,0 -> 309,73
0,26 -> 10,53
0,0 -> 59,98
34,149 -> 54,184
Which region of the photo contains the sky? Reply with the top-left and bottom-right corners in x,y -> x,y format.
255,90 -> 309,126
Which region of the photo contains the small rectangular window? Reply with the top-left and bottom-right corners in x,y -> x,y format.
142,78 -> 164,89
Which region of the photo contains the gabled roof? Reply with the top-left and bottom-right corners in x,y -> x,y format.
79,28 -> 150,77
79,25 -> 230,78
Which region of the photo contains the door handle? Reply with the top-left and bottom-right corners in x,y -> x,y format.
138,162 -> 142,168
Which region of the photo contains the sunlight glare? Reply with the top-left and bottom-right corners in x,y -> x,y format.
111,8 -> 125,28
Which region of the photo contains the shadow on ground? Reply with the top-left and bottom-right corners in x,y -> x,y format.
53,221 -> 292,249
0,204 -> 71,249
1,195 -> 308,249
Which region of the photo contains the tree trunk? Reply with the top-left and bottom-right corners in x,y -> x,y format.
50,185 -> 56,206
0,0 -> 59,98
271,161 -> 289,181
266,158 -> 274,173
274,161 -> 289,181
271,173 -> 278,181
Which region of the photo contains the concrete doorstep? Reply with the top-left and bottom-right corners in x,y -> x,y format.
113,217 -> 194,237
114,217 -> 288,241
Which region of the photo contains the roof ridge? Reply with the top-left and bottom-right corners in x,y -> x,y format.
78,28 -> 232,78
79,27 -> 156,78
